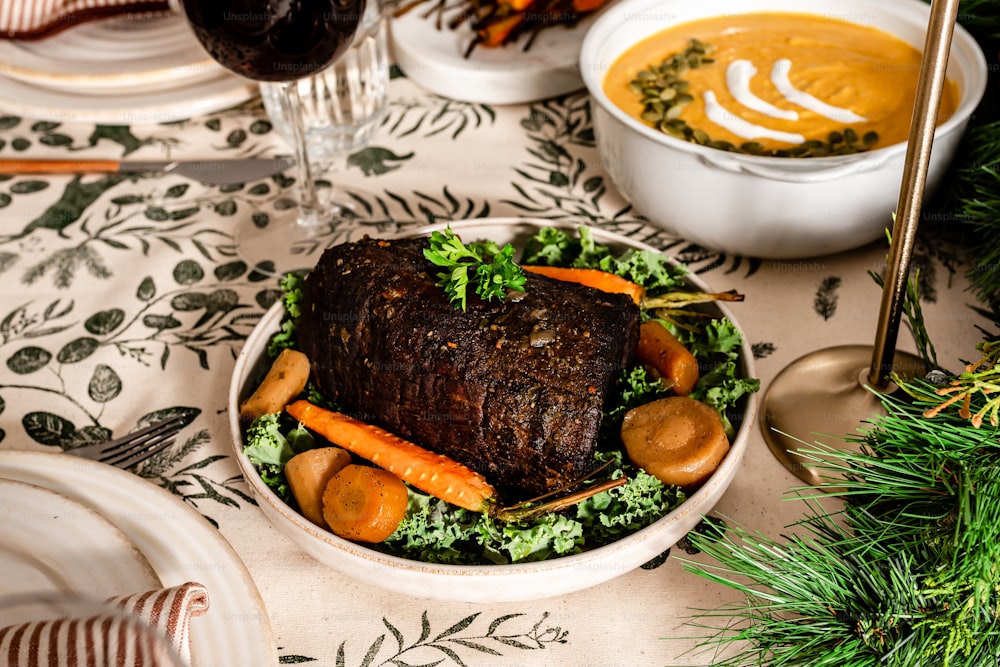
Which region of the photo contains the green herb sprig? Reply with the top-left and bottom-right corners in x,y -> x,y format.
423,227 -> 526,311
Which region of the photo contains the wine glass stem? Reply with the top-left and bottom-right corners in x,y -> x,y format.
277,79 -> 324,229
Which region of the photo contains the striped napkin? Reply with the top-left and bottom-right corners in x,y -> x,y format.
0,0 -> 172,40
0,582 -> 210,666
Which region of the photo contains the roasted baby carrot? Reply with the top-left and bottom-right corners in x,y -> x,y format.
286,400 -> 498,513
477,12 -> 524,48
521,265 -> 646,305
322,464 -> 409,542
636,320 -> 700,395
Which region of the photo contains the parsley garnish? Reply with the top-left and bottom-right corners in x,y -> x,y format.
423,227 -> 527,310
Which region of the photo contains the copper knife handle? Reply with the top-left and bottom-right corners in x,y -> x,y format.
0,159 -> 122,174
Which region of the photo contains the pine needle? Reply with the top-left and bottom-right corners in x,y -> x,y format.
682,383 -> 1000,666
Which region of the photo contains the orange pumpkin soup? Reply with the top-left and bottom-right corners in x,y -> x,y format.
603,12 -> 959,153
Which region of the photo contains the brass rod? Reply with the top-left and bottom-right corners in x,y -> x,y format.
868,0 -> 961,390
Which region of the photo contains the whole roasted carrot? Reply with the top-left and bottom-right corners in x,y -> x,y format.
285,400 -> 498,513
521,264 -> 646,305
476,12 -> 524,48
636,320 -> 700,395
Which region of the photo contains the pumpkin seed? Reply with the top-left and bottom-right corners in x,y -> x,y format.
664,104 -> 685,120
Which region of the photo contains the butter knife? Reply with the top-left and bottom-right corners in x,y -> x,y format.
0,157 -> 295,186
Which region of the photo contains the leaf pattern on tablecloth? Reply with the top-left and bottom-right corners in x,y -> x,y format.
3,176 -> 306,287
346,146 -> 414,176
384,95 -> 496,140
814,276 -> 842,321
330,611 -> 568,666
753,342 -> 776,359
0,250 -> 268,520
509,92 -> 631,224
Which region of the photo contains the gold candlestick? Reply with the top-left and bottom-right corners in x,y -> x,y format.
760,0 -> 962,486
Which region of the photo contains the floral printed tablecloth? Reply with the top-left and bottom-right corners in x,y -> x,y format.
0,67 -> 991,666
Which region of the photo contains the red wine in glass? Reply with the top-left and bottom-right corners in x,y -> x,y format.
180,0 -> 367,276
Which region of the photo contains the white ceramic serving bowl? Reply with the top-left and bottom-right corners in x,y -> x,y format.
580,0 -> 988,259
228,218 -> 759,603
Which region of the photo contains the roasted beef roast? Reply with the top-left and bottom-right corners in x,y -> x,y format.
297,236 -> 641,501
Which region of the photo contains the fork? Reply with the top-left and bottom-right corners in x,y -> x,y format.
67,415 -> 187,468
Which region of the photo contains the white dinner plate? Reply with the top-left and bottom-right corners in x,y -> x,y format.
0,14 -> 220,93
0,450 -> 278,667
389,4 -> 607,104
0,478 -> 160,626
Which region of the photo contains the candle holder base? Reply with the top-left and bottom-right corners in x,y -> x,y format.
760,344 -> 924,487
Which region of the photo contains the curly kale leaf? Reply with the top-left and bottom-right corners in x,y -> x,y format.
675,318 -> 761,433
522,225 -> 687,292
574,450 -> 686,544
267,272 -> 306,358
383,493 -> 585,565
243,412 -> 314,503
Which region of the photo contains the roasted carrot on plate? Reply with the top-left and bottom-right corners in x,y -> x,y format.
286,400 -> 499,514
635,320 -> 700,395
521,265 -> 646,304
620,396 -> 730,490
322,464 -> 410,543
285,447 -> 353,528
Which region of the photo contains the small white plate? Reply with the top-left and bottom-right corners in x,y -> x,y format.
0,450 -> 278,667
0,14 -> 219,93
0,72 -> 256,124
0,12 -> 256,123
0,478 -> 160,626
389,5 -> 604,104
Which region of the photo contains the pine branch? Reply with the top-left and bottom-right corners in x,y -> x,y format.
927,120 -> 1000,308
682,384 -> 1000,666
920,0 -> 1000,309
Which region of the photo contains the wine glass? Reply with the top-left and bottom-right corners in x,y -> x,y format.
180,0 -> 368,276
